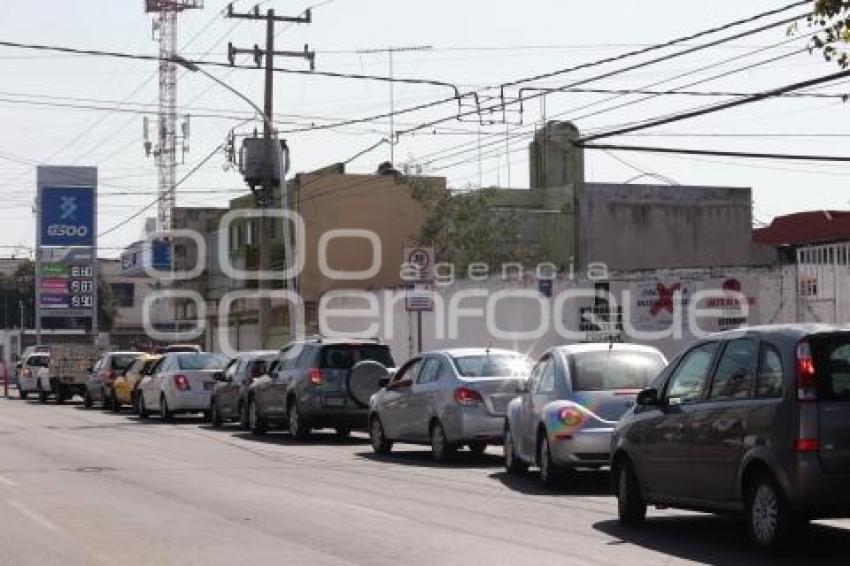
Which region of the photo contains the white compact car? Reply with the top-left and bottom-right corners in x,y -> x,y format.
16,353 -> 50,399
136,352 -> 229,420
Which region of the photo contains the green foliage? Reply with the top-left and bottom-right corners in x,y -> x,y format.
798,0 -> 850,67
411,181 -> 544,275
96,271 -> 117,332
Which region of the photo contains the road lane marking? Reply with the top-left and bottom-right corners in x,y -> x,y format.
0,475 -> 17,487
7,499 -> 61,532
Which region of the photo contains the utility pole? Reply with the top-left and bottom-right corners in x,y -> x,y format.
226,3 -> 314,348
356,45 -> 432,164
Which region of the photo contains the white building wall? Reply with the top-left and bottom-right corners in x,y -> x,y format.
320,267 -> 786,362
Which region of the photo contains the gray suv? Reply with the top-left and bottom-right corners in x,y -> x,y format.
611,324 -> 850,549
245,338 -> 395,439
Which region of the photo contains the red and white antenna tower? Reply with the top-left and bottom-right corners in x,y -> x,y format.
143,1 -> 203,231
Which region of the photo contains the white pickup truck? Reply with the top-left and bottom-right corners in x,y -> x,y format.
35,344 -> 97,404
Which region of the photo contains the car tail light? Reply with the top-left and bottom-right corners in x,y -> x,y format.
106,369 -> 116,382
454,387 -> 483,406
173,374 -> 190,391
794,438 -> 820,452
558,406 -> 584,427
309,368 -> 324,385
796,340 -> 817,402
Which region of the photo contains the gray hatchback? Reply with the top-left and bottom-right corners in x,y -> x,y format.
505,343 -> 667,487
209,351 -> 277,428
612,324 -> 850,549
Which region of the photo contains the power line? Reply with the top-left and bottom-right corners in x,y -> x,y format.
97,143 -> 225,239
416,36 -> 817,171
398,2 -> 812,138
580,142 -> 850,162
581,68 -> 850,143
0,39 -> 461,94
551,86 -> 849,100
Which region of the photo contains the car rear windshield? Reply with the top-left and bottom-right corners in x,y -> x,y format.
319,345 -> 394,370
452,354 -> 532,378
569,350 -> 666,391
811,333 -> 850,401
26,356 -> 49,367
111,354 -> 140,371
177,353 -> 228,371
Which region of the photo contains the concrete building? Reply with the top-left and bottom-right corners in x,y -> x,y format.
486,121 -> 776,272
579,182 -> 775,271
201,167 -> 444,350
294,166 -> 444,302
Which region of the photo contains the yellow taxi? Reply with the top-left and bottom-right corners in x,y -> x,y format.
110,354 -> 163,412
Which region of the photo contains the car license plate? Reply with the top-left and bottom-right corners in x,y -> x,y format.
203,382 -> 214,391
324,396 -> 345,407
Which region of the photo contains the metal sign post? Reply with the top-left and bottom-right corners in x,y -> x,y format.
403,246 -> 435,353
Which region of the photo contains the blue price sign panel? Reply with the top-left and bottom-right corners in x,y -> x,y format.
39,186 -> 95,247
36,166 -> 98,322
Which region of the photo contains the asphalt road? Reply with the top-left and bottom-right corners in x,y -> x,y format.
1,393 -> 849,566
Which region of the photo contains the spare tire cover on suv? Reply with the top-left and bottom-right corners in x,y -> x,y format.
347,360 -> 391,408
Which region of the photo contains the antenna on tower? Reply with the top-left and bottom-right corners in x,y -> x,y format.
143,0 -> 203,232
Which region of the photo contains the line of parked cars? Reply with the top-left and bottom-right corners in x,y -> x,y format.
12,324 -> 850,550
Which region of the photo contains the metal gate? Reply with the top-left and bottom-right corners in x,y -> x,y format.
796,243 -> 850,324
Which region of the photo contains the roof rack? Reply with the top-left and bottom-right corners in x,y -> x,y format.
310,334 -> 382,344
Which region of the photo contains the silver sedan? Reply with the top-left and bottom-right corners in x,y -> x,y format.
369,348 -> 532,462
504,343 -> 667,488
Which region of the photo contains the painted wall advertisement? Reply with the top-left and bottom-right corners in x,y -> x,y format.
630,277 -> 756,333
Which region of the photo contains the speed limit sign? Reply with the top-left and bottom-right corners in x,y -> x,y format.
403,246 -> 434,281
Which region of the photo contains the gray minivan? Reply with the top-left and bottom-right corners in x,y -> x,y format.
611,324 -> 850,549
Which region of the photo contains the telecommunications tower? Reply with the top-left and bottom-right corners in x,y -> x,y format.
143,1 -> 203,231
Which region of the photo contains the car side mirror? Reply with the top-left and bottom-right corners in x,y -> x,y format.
378,377 -> 390,388
636,388 -> 659,407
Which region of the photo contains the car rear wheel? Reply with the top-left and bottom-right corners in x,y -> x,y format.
504,424 -> 528,475
83,388 -> 93,408
288,398 -> 310,441
746,474 -> 798,550
37,382 -> 48,404
210,400 -> 223,428
239,401 -> 249,430
160,395 -> 174,422
335,426 -> 351,439
109,392 -> 120,413
430,421 -> 455,463
538,435 -> 564,489
248,398 -> 266,436
468,442 -> 487,455
137,392 -> 149,419
370,416 -> 393,455
617,459 -> 647,525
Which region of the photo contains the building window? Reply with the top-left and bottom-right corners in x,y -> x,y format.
111,283 -> 135,308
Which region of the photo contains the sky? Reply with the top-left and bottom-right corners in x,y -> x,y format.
0,0 -> 848,258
